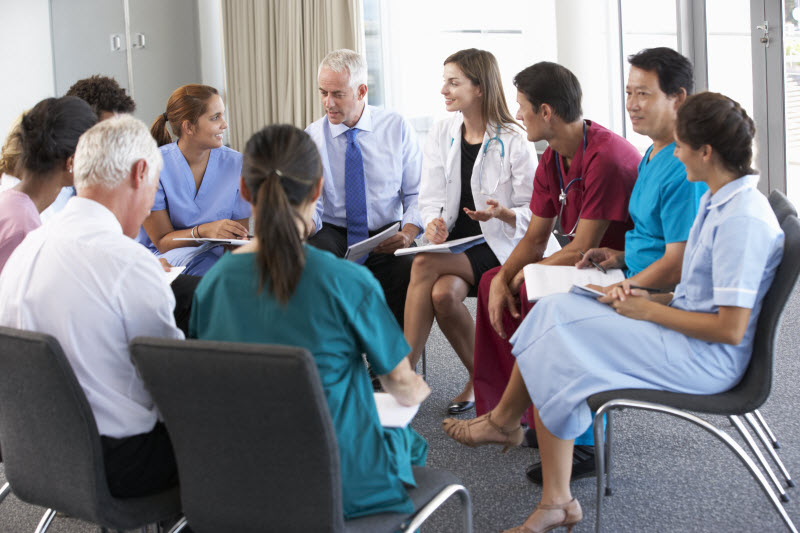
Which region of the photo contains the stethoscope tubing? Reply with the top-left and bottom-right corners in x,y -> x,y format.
445,124 -> 506,204
553,121 -> 588,238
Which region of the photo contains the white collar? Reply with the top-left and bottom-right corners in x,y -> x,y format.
706,174 -> 759,210
329,104 -> 373,138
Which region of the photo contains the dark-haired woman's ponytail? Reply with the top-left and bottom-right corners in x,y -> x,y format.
150,114 -> 173,147
255,175 -> 306,304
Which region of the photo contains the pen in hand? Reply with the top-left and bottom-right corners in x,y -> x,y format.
579,250 -> 607,274
627,285 -> 670,294
438,206 -> 444,219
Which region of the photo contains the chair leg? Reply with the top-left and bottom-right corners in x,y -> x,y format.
0,482 -> 9,505
592,416 -> 611,533
745,412 -> 795,488
754,409 -> 781,449
167,516 -> 190,533
402,484 -> 472,532
33,509 -> 56,533
730,415 -> 789,502
605,411 -> 614,497
595,400 -> 798,533
422,346 -> 427,381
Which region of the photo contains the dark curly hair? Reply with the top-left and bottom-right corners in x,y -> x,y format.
66,75 -> 135,116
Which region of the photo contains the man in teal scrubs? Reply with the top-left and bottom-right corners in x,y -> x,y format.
527,47 -> 706,484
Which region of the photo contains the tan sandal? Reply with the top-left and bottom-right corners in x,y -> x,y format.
441,412 -> 523,453
501,498 -> 582,533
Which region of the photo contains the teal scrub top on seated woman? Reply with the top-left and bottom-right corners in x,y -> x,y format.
189,245 -> 427,519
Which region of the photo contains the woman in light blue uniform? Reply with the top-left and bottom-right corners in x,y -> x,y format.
190,125 -> 431,519
442,92 -> 784,533
138,84 -> 250,276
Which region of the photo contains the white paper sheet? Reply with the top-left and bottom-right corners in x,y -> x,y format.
373,392 -> 420,428
164,265 -> 185,285
524,264 -> 625,302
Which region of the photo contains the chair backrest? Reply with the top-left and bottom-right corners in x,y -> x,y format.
0,326 -> 109,519
769,189 -> 797,224
732,215 -> 800,410
130,337 -> 345,533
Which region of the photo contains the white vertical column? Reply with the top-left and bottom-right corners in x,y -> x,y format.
554,0 -> 622,133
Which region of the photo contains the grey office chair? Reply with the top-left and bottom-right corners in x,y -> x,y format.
131,337 -> 472,533
0,326 -> 181,533
587,215 -> 800,532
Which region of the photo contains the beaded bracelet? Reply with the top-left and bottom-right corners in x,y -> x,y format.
191,225 -> 198,239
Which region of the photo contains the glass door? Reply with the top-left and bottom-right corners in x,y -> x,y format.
785,1 -> 800,205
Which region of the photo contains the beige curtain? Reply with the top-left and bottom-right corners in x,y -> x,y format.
221,0 -> 364,151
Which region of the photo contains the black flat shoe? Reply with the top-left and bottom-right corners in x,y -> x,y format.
447,400 -> 475,414
522,427 -> 539,448
526,445 -> 596,484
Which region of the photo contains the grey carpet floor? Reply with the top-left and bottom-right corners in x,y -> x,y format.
1,290 -> 799,532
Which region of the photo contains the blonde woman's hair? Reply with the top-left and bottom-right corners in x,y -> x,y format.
0,113 -> 24,176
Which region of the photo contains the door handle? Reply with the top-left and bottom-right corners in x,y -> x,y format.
109,33 -> 123,52
131,32 -> 146,49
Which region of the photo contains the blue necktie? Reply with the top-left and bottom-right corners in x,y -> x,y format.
344,128 -> 369,260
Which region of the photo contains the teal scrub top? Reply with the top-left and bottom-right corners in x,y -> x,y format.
189,245 -> 427,519
624,143 -> 707,277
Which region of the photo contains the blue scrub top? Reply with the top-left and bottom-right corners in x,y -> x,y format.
136,143 -> 251,273
624,143 -> 706,277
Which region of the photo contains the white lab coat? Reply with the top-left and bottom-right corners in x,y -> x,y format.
418,113 -> 536,263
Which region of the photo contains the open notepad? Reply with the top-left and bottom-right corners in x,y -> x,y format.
524,264 -> 625,302
394,235 -> 485,256
173,237 -> 251,246
345,222 -> 400,262
373,392 -> 420,428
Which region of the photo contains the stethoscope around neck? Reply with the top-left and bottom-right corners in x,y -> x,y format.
552,120 -> 587,239
446,124 -> 506,198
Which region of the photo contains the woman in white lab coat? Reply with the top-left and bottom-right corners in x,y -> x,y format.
405,48 -> 537,414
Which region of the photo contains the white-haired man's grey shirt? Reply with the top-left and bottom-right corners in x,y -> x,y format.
0,196 -> 183,438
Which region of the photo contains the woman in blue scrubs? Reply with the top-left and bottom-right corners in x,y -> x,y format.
190,124 -> 431,519
138,84 -> 250,276
442,92 -> 785,533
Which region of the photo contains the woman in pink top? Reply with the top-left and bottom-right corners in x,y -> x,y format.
0,96 -> 96,272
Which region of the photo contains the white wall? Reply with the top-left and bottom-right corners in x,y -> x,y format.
0,0 -> 55,139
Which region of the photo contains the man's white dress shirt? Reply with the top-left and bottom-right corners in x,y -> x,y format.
0,197 -> 184,438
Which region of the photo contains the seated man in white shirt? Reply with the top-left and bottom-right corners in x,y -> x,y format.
306,49 -> 423,327
0,114 -> 184,498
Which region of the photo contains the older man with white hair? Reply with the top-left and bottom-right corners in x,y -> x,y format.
0,115 -> 183,498
306,48 -> 422,327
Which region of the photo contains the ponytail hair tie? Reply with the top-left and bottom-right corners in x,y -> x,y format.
162,112 -> 168,122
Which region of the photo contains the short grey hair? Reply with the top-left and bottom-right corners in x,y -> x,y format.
73,114 -> 162,190
318,49 -> 368,92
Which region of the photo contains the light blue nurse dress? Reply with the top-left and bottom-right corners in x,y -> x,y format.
136,143 -> 251,275
510,175 -> 784,440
